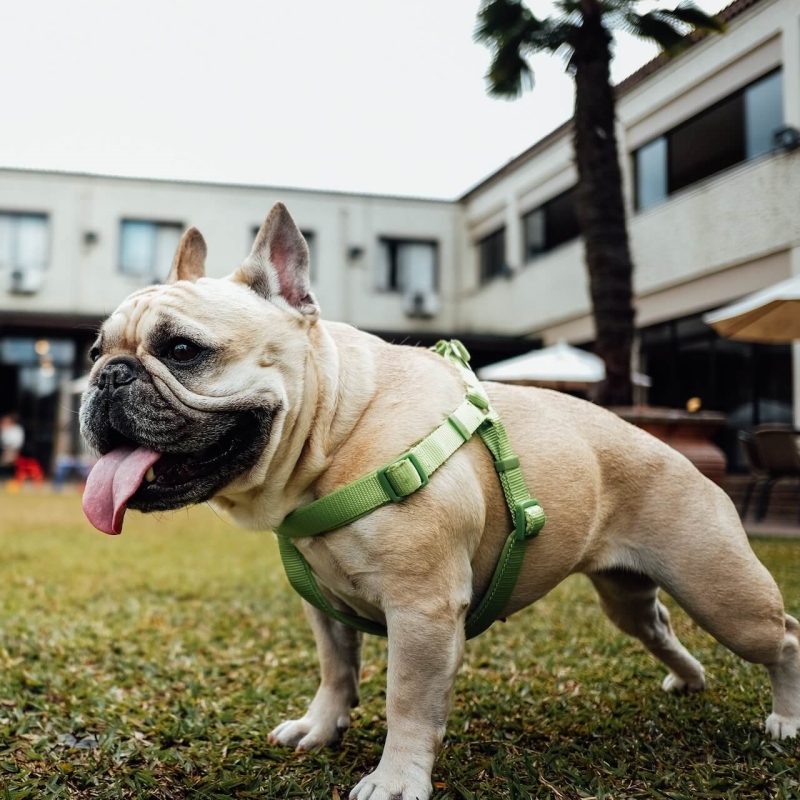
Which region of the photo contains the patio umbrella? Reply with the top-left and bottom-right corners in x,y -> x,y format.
477,340 -> 650,389
704,274 -> 800,343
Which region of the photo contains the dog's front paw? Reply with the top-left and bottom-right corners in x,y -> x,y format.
766,713 -> 799,740
349,763 -> 432,800
267,710 -> 349,751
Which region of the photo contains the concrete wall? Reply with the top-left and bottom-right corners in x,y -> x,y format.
0,170 -> 461,335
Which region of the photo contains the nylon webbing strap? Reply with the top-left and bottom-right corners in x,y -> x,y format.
274,340 -> 546,640
277,397 -> 487,539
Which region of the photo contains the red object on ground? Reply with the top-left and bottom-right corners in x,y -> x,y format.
14,456 -> 45,484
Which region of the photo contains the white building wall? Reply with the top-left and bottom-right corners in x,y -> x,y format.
0,171 -> 460,335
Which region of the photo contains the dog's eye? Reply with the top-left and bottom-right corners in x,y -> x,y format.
167,340 -> 201,363
89,347 -> 101,363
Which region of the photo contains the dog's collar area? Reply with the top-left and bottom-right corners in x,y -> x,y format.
274,339 -> 546,641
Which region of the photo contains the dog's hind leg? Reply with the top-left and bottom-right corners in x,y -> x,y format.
630,479 -> 800,739
588,570 -> 706,693
268,601 -> 362,751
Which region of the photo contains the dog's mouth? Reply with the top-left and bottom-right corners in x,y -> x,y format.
82,417 -> 260,536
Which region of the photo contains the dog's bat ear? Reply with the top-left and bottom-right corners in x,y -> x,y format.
167,227 -> 207,284
236,203 -> 319,321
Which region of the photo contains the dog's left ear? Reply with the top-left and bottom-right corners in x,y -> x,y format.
167,227 -> 207,283
236,203 -> 319,321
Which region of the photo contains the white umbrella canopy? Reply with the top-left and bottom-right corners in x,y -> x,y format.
704,274 -> 800,343
478,340 -> 650,389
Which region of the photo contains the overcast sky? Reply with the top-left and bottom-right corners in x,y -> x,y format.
0,0 -> 727,199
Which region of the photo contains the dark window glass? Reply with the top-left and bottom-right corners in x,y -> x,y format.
301,231 -> 316,283
479,227 -> 506,284
669,93 -> 745,193
633,70 -> 783,210
545,189 -> 580,250
523,209 -> 545,259
521,187 -> 580,261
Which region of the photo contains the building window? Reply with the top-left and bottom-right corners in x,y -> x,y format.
119,220 -> 183,280
478,227 -> 506,284
635,138 -> 668,212
744,70 -> 784,158
634,70 -> 784,211
522,187 -> 580,261
640,311 -> 792,471
250,226 -> 316,282
0,213 -> 49,272
375,238 -> 438,293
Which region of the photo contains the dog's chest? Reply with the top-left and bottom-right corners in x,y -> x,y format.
291,533 -> 387,624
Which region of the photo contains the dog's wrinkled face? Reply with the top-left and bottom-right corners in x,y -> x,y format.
79,203 -> 319,534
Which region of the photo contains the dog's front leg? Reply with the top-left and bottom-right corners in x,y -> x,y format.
350,603 -> 466,800
268,600 -> 362,750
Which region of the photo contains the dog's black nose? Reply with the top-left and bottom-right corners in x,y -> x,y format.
97,356 -> 139,391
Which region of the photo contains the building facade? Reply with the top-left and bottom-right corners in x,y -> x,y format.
1,0 -> 798,471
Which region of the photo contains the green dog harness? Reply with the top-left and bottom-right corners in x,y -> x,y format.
275,340 -> 546,640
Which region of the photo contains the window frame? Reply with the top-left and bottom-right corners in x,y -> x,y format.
521,186 -> 581,263
477,227 -> 506,285
376,236 -> 440,293
118,218 -> 184,280
0,210 -> 50,272
633,68 -> 784,212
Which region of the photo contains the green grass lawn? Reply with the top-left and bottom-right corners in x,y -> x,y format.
0,492 -> 798,799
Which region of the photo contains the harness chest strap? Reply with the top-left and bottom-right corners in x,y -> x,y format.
275,340 -> 546,641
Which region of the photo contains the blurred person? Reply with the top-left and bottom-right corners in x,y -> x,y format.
0,412 -> 25,475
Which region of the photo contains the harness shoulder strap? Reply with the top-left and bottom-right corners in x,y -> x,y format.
274,340 -> 545,640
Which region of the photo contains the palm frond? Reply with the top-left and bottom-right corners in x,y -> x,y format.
623,10 -> 686,53
475,0 -> 534,45
486,47 -> 535,98
477,0 -> 578,97
657,3 -> 726,33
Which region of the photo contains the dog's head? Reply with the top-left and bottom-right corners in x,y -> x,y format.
80,203 -> 319,534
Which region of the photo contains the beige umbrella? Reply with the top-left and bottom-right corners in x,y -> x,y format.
704,275 -> 800,342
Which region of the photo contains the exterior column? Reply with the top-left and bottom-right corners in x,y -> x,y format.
782,9 -> 800,427
505,192 -> 521,273
781,8 -> 800,127
792,246 -> 800,429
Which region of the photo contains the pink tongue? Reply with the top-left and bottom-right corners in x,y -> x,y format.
82,447 -> 161,535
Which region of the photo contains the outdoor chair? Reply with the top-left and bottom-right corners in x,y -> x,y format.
738,430 -> 768,519
752,428 -> 800,522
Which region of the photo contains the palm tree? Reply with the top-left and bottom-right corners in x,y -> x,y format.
476,0 -> 724,406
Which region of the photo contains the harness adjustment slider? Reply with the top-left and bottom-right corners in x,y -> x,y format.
515,499 -> 546,541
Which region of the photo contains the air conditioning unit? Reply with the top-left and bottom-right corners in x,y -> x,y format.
9,268 -> 45,295
774,126 -> 800,153
403,289 -> 440,318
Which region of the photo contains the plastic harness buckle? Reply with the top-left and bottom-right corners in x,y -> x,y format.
377,453 -> 429,502
515,499 -> 546,541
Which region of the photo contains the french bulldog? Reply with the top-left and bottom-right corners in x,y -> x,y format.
80,203 -> 800,800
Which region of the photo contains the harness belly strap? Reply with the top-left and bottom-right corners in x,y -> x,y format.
274,340 -> 546,640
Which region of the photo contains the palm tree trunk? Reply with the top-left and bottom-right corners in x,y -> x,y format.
572,0 -> 636,406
